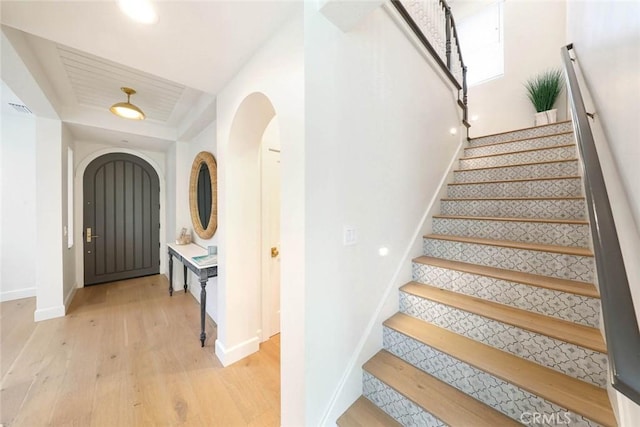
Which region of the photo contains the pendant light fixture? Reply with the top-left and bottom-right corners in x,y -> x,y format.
110,87 -> 145,120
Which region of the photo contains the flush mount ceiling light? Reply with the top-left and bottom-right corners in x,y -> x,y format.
110,87 -> 146,120
118,0 -> 158,24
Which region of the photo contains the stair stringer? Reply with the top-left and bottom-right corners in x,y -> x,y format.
321,137 -> 466,425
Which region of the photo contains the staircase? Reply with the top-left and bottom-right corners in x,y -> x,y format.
338,121 -> 617,427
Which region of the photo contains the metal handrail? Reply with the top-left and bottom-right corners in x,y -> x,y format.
561,43 -> 640,405
391,0 -> 468,125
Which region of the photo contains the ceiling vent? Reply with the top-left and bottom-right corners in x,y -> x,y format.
8,102 -> 32,114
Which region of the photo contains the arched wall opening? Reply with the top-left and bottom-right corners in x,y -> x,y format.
216,92 -> 277,363
74,148 -> 166,288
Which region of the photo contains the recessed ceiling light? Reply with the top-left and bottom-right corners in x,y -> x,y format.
118,0 -> 158,24
449,127 -> 458,135
471,115 -> 479,121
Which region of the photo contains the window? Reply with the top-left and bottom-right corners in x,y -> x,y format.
67,147 -> 74,248
457,1 -> 504,86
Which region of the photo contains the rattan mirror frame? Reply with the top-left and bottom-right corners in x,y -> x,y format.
189,151 -> 217,239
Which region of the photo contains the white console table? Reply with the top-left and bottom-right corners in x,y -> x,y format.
167,243 -> 218,347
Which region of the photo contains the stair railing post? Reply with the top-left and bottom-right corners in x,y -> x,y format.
462,65 -> 468,121
445,4 -> 452,71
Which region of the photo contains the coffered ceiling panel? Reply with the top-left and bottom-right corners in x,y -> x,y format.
57,45 -> 185,122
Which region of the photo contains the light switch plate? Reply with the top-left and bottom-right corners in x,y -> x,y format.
343,226 -> 357,246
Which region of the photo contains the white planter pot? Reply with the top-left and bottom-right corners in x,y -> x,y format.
534,109 -> 557,126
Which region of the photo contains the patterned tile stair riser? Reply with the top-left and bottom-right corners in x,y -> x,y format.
469,121 -> 574,147
362,372 -> 445,427
447,177 -> 583,199
459,145 -> 577,170
411,262 -> 600,327
422,238 -> 595,283
432,217 -> 590,247
464,132 -> 575,158
382,327 -> 603,427
398,291 -> 607,388
440,198 -> 587,220
453,160 -> 579,183
339,121 -> 615,425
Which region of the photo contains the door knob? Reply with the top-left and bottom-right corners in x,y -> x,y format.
271,247 -> 279,258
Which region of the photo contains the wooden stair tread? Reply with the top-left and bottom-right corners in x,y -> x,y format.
471,120 -> 572,140
424,234 -> 593,257
401,282 -> 605,353
336,396 -> 401,427
464,130 -> 573,150
364,350 -> 520,427
413,256 -> 598,298
448,175 -> 581,186
462,144 -> 575,160
454,158 -> 579,172
384,314 -> 616,427
433,214 -> 588,225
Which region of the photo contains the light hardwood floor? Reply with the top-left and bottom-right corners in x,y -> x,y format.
1,275 -> 280,427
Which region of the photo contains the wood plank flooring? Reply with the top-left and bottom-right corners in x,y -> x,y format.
0,275 -> 280,427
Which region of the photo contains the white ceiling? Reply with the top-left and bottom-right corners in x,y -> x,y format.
1,0 -> 299,151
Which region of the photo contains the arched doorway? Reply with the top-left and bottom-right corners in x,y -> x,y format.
219,92 -> 280,361
82,153 -> 160,285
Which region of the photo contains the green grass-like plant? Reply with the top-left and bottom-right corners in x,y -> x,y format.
524,69 -> 564,112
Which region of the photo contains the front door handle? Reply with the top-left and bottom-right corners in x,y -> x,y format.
271,247 -> 279,258
86,227 -> 101,243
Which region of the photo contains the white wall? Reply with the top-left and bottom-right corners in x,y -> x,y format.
166,142 -> 177,252
61,124 -> 75,307
0,111 -> 37,301
467,0 -> 568,136
214,9 -> 305,425
3,29 -> 67,319
169,121 -> 220,322
0,110 -> 68,317
73,140 -> 166,179
305,4 -> 463,425
34,117 -> 65,321
566,1 -> 640,424
566,0 -> 640,253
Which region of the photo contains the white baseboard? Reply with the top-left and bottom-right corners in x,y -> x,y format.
1,287 -> 36,302
64,286 -> 77,311
215,336 -> 260,367
34,305 -> 65,322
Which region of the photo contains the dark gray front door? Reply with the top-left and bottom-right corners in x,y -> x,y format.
83,153 -> 160,285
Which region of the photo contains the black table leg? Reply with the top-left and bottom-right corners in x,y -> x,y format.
183,265 -> 188,293
168,254 -> 174,296
200,276 -> 207,347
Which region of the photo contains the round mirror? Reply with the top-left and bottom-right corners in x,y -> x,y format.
189,151 -> 217,239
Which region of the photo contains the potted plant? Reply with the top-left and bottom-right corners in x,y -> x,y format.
524,68 -> 564,126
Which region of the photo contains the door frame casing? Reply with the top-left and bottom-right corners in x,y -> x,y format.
74,148 -> 167,288
83,152 -> 160,285
260,130 -> 281,342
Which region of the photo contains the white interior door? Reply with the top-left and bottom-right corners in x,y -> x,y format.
261,122 -> 281,340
